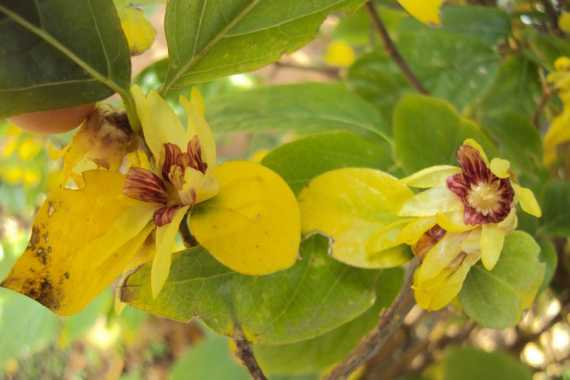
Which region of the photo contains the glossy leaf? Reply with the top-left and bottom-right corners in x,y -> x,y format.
122,235 -> 379,345
262,132 -> 394,194
254,268 -> 403,375
161,0 -> 363,93
459,231 -> 545,329
0,0 -> 131,117
206,83 -> 390,142
394,95 -> 495,174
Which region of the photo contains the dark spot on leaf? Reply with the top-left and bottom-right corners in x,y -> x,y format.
35,247 -> 48,266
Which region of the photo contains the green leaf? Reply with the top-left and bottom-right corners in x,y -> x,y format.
525,29 -> 570,70
442,347 -> 532,380
254,268 -> 403,375
393,94 -> 494,174
122,235 -> 379,345
170,333 -> 250,380
0,0 -> 131,117
0,288 -> 59,367
459,231 -> 545,329
539,181 -> 570,237
206,83 -> 390,142
161,0 -> 362,93
262,131 -> 394,194
538,239 -> 557,292
347,5 -> 505,120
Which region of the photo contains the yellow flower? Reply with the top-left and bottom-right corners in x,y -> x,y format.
17,138 -> 42,161
324,40 -> 355,68
2,86 -> 300,315
2,165 -> 23,185
559,12 -> 570,34
544,57 -> 570,166
398,139 -> 541,310
22,168 -> 41,188
397,0 -> 444,26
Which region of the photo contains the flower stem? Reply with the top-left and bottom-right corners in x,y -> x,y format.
365,2 -> 429,95
324,258 -> 419,380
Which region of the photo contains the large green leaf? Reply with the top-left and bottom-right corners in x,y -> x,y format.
525,28 -> 570,70
161,0 -> 362,93
122,235 -> 379,345
262,131 -> 394,194
347,6 -> 506,120
254,268 -> 403,375
539,181 -> 570,237
393,95 -> 495,174
206,83 -> 390,142
442,347 -> 532,380
459,231 -> 545,329
0,0 -> 131,117
0,289 -> 59,367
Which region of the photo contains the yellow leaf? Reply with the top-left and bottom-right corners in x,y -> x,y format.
119,7 -> 156,55
1,170 -> 154,315
152,206 -> 190,298
398,217 -> 437,245
299,168 -> 413,268
397,0 -> 444,26
324,40 -> 356,68
190,161 -> 301,275
399,186 -> 463,217
436,211 -> 475,233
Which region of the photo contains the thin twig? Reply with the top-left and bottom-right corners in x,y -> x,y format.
365,2 -> 429,95
234,327 -> 267,380
273,61 -> 340,78
542,0 -> 564,36
324,258 -> 419,380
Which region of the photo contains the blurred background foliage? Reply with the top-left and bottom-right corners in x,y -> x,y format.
2,0 -> 570,379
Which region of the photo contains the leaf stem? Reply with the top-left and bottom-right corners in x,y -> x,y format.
0,4 -> 140,132
324,258 -> 419,380
365,2 -> 429,95
234,326 -> 267,380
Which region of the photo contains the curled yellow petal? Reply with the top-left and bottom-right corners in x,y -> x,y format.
190,161 -> 300,275
463,138 -> 489,164
152,206 -> 190,298
132,85 -> 186,161
513,184 -> 542,218
480,224 -> 506,271
1,170 -> 154,315
180,89 -> 217,169
119,7 -> 156,55
397,0 -> 444,26
489,158 -> 510,179
401,165 -> 460,188
436,211 -> 474,233
398,217 -> 437,245
399,186 -> 463,217
299,168 -> 413,268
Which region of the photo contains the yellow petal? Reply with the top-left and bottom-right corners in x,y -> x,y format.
513,184 -> 542,218
416,233 -> 466,282
299,168 -> 413,268
367,219 -> 413,253
489,158 -> 510,179
183,167 -> 219,204
397,0 -> 444,25
131,85 -> 186,162
543,110 -> 570,166
436,211 -> 475,233
414,250 -> 479,311
152,206 -> 190,298
463,138 -> 489,164
180,88 -> 217,169
324,40 -> 355,68
480,224 -> 506,271
559,12 -> 570,34
398,217 -> 437,245
399,186 -> 463,217
190,161 -> 301,275
119,7 -> 156,55
1,170 -> 154,315
401,165 -> 461,188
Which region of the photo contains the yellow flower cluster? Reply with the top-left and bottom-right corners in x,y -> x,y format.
545,57 -> 570,166
0,124 -> 44,188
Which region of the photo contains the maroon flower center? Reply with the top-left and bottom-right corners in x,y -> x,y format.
446,145 -> 514,225
123,138 -> 207,226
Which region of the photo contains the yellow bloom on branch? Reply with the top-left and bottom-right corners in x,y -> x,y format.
2,86 -> 300,315
544,57 -> 570,166
397,0 -> 444,26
